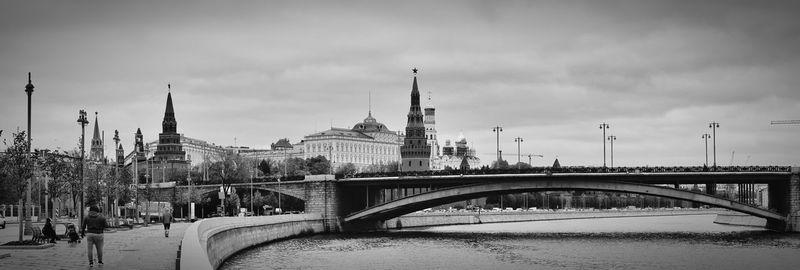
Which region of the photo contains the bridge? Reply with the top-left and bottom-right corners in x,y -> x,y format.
151,166 -> 799,232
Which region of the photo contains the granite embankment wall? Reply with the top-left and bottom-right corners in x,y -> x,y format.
179,214 -> 325,270
713,211 -> 767,227
384,209 -> 722,229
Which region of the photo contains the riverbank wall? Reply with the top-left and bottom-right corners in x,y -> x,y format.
383,209 -> 722,229
713,211 -> 767,227
179,214 -> 325,270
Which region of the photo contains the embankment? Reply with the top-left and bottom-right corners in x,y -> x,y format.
179,214 -> 325,270
384,209 -> 722,229
713,211 -> 767,227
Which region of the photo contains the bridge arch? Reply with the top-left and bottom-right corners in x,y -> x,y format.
344,180 -> 785,225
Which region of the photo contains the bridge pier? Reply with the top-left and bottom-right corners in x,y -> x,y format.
303,175 -> 342,233
766,167 -> 800,232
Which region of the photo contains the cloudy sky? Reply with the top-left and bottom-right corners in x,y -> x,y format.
1,1 -> 799,167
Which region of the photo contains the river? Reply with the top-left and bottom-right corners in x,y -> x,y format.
221,214 -> 800,270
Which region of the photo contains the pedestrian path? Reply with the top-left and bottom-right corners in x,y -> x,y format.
0,222 -> 187,270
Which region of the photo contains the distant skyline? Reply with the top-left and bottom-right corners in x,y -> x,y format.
1,1 -> 799,167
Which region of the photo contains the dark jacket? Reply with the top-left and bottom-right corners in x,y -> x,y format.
43,222 -> 56,238
82,211 -> 107,234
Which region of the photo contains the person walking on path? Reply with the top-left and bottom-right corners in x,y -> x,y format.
82,205 -> 107,267
162,208 -> 174,238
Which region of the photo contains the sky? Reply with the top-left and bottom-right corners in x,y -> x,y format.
1,0 -> 799,167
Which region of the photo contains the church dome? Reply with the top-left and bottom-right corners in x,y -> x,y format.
352,112 -> 392,133
456,132 -> 467,144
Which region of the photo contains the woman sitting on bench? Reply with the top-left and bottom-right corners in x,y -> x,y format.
43,218 -> 60,243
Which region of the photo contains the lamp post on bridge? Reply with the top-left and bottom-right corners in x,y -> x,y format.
492,126 -> 503,165
701,133 -> 711,168
607,135 -> 616,168
514,137 -> 523,170
599,123 -> 610,170
709,122 -> 720,170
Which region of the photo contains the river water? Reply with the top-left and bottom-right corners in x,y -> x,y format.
221,214 -> 800,270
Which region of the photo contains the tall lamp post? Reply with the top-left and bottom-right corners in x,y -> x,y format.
708,122 -> 720,170
24,72 -> 34,235
492,126 -> 503,164
514,137 -> 523,169
701,133 -> 711,167
77,110 -> 89,232
113,130 -> 120,221
607,135 -> 616,168
599,123 -> 610,169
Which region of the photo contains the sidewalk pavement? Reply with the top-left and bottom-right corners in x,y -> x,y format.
0,222 -> 187,270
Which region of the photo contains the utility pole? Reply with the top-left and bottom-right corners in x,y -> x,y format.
701,134 -> 711,167
514,137 -> 523,169
709,122 -> 720,170
599,123 -> 609,169
492,126 -> 503,164
607,135 -> 616,168
77,110 -> 89,233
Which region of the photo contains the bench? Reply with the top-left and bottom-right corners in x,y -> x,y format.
31,226 -> 45,244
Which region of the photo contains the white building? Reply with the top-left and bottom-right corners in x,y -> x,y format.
303,112 -> 403,171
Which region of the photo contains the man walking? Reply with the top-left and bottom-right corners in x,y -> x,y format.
162,208 -> 174,237
82,205 -> 107,267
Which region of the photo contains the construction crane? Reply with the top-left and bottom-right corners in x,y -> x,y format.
527,154 -> 544,166
771,120 -> 800,125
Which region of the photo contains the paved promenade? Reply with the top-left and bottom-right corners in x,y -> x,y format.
0,222 -> 187,270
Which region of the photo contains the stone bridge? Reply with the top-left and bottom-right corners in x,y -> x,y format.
150,166 -> 800,232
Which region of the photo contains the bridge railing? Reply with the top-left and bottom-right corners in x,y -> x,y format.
172,166 -> 791,185
345,166 -> 791,179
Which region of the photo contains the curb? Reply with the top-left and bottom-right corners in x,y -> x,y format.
0,243 -> 55,250
0,253 -> 10,259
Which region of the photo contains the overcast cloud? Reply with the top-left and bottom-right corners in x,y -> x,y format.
1,0 -> 799,167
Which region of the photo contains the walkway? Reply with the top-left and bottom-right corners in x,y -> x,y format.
0,222 -> 187,270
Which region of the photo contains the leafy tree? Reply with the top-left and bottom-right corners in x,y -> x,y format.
306,155 -> 331,175
491,159 -> 509,169
1,131 -> 35,242
258,159 -> 271,176
336,163 -> 358,176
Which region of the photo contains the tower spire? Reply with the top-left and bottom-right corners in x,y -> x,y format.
368,90 -> 372,117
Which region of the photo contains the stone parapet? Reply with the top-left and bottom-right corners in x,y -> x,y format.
179,214 -> 324,270
383,209 -> 722,229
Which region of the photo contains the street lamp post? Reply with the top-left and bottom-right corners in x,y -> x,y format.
514,137 -> 523,169
77,110 -> 89,232
701,134 -> 711,167
113,130 -> 120,222
608,135 -> 616,168
492,126 -> 503,164
24,72 -> 34,234
599,123 -> 610,169
709,122 -> 720,170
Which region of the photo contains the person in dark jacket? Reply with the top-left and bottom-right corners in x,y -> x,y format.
82,206 -> 107,267
162,208 -> 173,237
42,218 -> 59,243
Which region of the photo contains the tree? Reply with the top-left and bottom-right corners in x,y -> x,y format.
1,131 -> 35,242
491,159 -> 509,169
258,159 -> 271,176
306,155 -> 331,175
336,163 -> 357,176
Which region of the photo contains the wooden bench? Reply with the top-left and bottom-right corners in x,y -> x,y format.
30,226 -> 45,244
